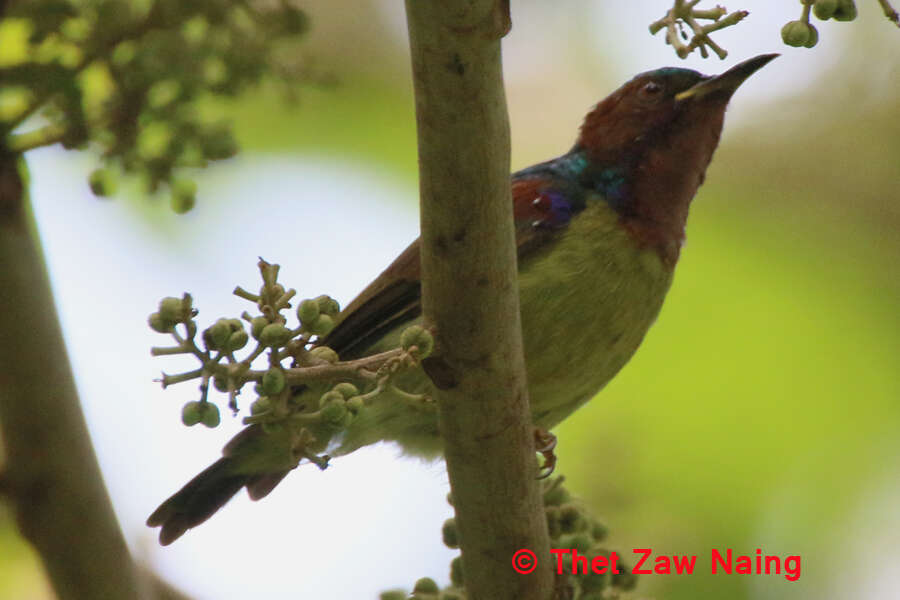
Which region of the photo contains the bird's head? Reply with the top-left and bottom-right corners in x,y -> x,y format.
577,53 -> 778,165
574,54 -> 777,266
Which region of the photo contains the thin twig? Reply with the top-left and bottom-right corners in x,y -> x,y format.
650,0 -> 748,59
278,348 -> 406,384
878,0 -> 900,27
6,124 -> 68,153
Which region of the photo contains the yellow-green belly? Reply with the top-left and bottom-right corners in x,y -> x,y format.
337,200 -> 674,458
518,201 -> 673,428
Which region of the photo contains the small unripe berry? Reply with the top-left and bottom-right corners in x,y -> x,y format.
591,520 -> 608,542
158,297 -> 184,324
170,179 -> 197,214
262,367 -> 285,395
204,319 -> 231,350
308,314 -> 334,336
320,390 -> 344,406
309,346 -> 338,364
250,316 -> 269,340
259,323 -> 292,347
379,591 -> 406,600
580,553 -> 611,592
803,23 -> 819,48
412,578 -> 439,594
296,298 -> 320,325
148,80 -> 181,109
442,519 -> 459,548
213,375 -> 229,393
400,325 -> 434,360
813,0 -> 838,19
314,294 -> 340,317
833,0 -> 857,20
449,556 -> 464,587
543,482 -> 571,507
333,382 -> 358,399
200,124 -> 238,160
559,503 -> 585,534
148,312 -> 171,333
781,20 -> 812,47
181,401 -> 203,426
227,330 -> 249,351
200,402 -> 221,428
88,168 -> 116,197
61,17 -> 91,41
346,396 -> 364,414
320,401 -> 347,425
250,396 -> 272,415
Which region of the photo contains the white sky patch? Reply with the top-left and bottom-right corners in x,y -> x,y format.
27,149 -> 455,599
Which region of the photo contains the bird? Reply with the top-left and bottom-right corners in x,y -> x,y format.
147,53 -> 778,545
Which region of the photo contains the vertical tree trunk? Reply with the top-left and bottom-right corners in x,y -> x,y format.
0,153 -> 146,599
404,2 -> 554,599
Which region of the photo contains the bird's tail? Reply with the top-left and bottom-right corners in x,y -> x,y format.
147,457 -> 289,545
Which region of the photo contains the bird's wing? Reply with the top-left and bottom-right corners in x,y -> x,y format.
326,172 -> 585,359
147,172 -> 587,545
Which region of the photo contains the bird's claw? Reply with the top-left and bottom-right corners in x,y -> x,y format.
534,427 -> 558,479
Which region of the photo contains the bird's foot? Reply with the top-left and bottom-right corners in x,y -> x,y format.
534,427 -> 558,479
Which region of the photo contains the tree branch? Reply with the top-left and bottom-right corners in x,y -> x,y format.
0,153 -> 147,598
6,124 -> 69,153
404,2 -> 553,599
878,0 -> 900,27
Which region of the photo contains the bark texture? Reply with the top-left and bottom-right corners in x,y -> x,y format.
404,2 -> 554,598
0,153 -> 147,599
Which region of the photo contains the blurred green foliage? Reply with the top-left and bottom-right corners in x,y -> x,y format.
1,0 -> 310,200
229,80 -> 417,178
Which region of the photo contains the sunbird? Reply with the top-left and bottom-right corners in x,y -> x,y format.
148,54 -> 777,545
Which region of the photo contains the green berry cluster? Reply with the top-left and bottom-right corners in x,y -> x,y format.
0,0 -> 310,210
149,258 -> 432,466
400,325 -> 435,361
149,258 -> 342,425
652,0 -> 896,59
782,0 -> 857,48
384,478 -> 637,600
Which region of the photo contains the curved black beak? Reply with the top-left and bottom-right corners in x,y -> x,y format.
676,53 -> 779,102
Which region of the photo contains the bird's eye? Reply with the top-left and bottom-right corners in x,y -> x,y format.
641,81 -> 663,96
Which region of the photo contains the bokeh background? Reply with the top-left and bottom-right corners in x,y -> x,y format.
1,2 -> 898,599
